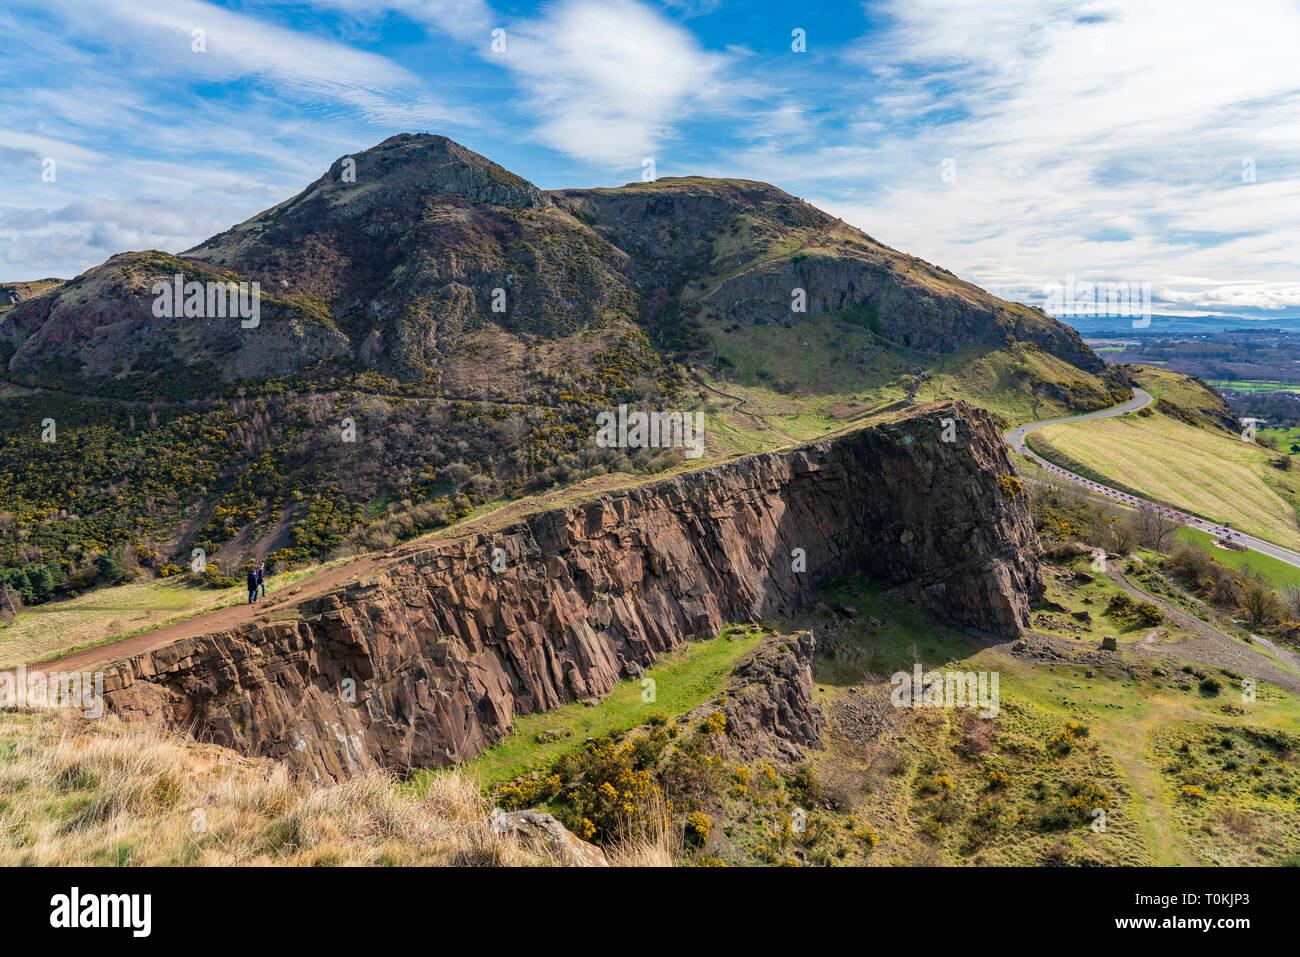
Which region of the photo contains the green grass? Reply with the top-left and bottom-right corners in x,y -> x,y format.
1207,380 -> 1299,393
1261,426 -> 1300,454
707,313 -> 1118,428
442,625 -> 765,785
0,562 -> 350,670
919,345 -> 1119,424
809,576 -> 1300,865
1174,526 -> 1300,591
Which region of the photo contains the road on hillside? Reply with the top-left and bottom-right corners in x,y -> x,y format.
1007,387 -> 1300,571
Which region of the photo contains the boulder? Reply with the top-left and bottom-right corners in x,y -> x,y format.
491,810 -> 608,867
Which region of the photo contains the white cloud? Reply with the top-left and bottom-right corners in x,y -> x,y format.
26,0 -> 470,126
806,0 -> 1300,314
500,0 -> 728,166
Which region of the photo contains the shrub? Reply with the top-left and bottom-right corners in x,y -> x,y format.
685,812 -> 711,846
984,767 -> 1011,790
702,711 -> 727,736
1047,720 -> 1088,755
1064,780 -> 1111,814
1132,602 -> 1164,627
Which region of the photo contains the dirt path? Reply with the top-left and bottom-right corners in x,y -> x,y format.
696,377 -> 796,444
6,552 -> 390,676
1105,565 -> 1300,696
1107,704 -> 1200,866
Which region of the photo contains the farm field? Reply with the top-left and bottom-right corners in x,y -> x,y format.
1036,411 -> 1300,552
1261,425 -> 1300,454
1208,380 -> 1300,393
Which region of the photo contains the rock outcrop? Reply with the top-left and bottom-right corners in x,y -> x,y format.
100,400 -> 1041,781
707,630 -> 824,762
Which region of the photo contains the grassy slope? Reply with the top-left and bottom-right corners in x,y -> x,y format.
0,709 -> 559,866
446,625 -> 765,786
0,564 -> 340,670
1033,370 -> 1300,551
708,312 -> 1115,429
800,577 -> 1300,866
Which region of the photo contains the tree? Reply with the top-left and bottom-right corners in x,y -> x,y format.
95,553 -> 128,585
1240,577 -> 1282,628
1128,505 -> 1180,552
5,568 -> 33,604
0,583 -> 20,621
22,563 -> 58,602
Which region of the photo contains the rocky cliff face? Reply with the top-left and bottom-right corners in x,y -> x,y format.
100,400 -> 1041,781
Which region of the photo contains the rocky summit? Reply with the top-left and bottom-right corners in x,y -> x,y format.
1,133 -> 1098,393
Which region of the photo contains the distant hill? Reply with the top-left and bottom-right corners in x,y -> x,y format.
1067,314 -> 1300,334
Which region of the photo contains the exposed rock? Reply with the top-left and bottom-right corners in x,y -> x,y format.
1101,635 -> 1119,651
490,809 -> 608,867
707,631 -> 823,761
535,727 -> 573,743
100,401 -> 1041,781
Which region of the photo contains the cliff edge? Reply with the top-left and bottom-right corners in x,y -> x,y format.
100,400 -> 1041,780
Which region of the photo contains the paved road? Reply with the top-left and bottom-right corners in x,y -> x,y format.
1007,387 -> 1300,572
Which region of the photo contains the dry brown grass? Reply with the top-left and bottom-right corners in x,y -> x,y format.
602,792 -> 679,867
0,709 -> 564,866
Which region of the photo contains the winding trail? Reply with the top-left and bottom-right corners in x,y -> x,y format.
1007,388 -> 1300,572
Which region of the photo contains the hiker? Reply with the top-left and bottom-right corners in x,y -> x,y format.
246,567 -> 258,605
256,562 -> 266,599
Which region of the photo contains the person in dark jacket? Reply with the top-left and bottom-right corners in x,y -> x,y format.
247,568 -> 258,604
256,562 -> 266,598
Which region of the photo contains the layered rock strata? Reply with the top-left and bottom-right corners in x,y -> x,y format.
102,400 -> 1040,780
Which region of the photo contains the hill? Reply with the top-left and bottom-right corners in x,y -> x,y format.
0,133 -> 1117,612
1028,366 -> 1300,551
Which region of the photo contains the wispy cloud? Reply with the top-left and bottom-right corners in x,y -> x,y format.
775,0 -> 1300,315
493,0 -> 730,165
0,0 -> 1296,318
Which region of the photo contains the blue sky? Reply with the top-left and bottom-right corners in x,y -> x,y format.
2,0 -> 1299,317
